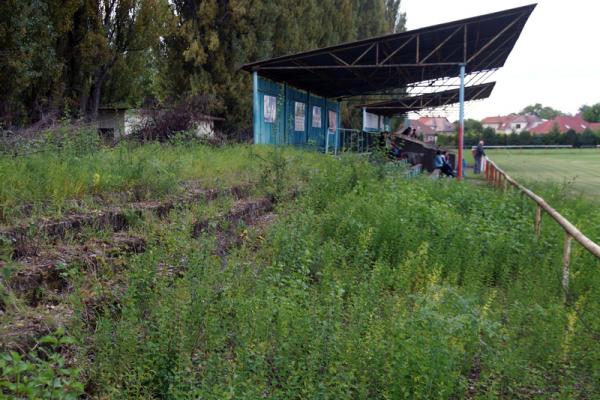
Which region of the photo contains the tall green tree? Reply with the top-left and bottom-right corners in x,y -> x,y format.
0,0 -> 80,126
518,103 -> 563,120
0,0 -> 169,127
579,103 -> 600,123
78,0 -> 169,120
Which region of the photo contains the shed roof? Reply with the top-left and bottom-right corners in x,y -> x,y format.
242,4 -> 535,98
356,82 -> 495,116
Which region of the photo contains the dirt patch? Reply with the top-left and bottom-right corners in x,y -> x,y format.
4,234 -> 146,305
0,187 -> 270,357
0,185 -> 250,259
192,197 -> 274,239
0,303 -> 72,353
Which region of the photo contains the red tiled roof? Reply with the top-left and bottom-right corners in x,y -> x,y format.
481,116 -> 506,124
589,122 -> 600,132
530,115 -> 594,134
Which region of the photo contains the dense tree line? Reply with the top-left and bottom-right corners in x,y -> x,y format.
517,102 -> 600,123
438,122 -> 600,148
0,0 -> 404,135
518,103 -> 563,120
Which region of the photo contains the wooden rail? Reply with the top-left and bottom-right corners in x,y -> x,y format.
483,157 -> 600,301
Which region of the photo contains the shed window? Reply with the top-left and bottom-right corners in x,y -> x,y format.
328,110 -> 337,132
312,106 -> 322,128
264,95 -> 276,123
294,102 -> 306,131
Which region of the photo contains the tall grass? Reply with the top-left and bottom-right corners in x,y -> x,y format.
0,135 -> 328,224
79,153 -> 600,398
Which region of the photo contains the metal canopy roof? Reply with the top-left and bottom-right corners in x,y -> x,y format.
242,4 -> 535,98
357,82 -> 496,117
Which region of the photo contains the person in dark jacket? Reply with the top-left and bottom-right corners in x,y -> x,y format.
473,140 -> 486,174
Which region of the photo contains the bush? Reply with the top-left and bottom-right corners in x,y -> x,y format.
0,329 -> 84,399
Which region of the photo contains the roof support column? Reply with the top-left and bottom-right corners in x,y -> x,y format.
457,63 -> 465,181
362,107 -> 366,132
253,71 -> 259,144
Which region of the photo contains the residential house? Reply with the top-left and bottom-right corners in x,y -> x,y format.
530,114 -> 598,134
407,119 -> 438,143
481,114 -> 542,134
417,116 -> 454,135
481,116 -> 504,131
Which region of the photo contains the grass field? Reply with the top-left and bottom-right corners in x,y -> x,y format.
484,148 -> 600,200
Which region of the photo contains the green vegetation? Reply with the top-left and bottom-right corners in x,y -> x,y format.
0,329 -> 83,399
2,143 -> 599,398
0,133 -> 326,225
519,103 -> 564,120
580,103 -> 600,123
487,148 -> 600,200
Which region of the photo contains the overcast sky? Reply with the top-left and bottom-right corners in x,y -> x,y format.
399,0 -> 600,121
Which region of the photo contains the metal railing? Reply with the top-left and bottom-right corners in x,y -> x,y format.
326,129 -> 378,155
483,157 -> 600,300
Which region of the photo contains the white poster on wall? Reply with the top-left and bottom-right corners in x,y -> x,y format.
264,95 -> 276,123
312,106 -> 322,128
295,102 -> 306,131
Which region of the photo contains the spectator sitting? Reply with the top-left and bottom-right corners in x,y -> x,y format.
434,150 -> 444,173
441,157 -> 456,178
389,139 -> 402,160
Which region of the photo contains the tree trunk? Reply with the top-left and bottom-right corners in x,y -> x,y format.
86,66 -> 108,121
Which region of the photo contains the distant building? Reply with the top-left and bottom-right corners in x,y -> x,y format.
481,114 -> 542,134
530,114 -> 597,134
98,106 -> 128,139
418,116 -> 454,135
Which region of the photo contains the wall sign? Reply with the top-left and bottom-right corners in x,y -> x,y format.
312,106 -> 322,128
294,102 -> 306,131
264,95 -> 276,123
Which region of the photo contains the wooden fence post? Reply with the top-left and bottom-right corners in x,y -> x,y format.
534,205 -> 542,238
562,233 -> 573,303
485,160 -> 489,180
